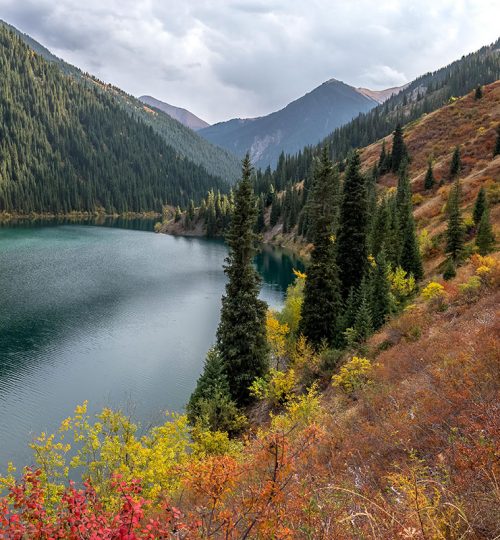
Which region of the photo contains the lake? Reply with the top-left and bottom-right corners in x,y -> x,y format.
0,222 -> 303,469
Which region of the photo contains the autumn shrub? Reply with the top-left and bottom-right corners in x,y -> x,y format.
266,310 -> 289,368
470,253 -> 500,287
279,269 -> 305,336
291,335 -> 321,385
421,281 -> 447,310
332,356 -> 372,394
418,228 -> 432,258
411,193 -> 424,206
2,404 -> 198,509
459,275 -> 482,301
249,367 -> 297,407
388,266 -> 417,308
0,469 -> 184,539
386,454 -> 467,539
464,214 -> 475,235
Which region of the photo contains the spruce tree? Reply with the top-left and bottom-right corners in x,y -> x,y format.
385,194 -> 401,268
187,348 -> 241,433
472,187 -> 486,226
446,179 -> 465,262
449,146 -> 461,179
270,196 -> 281,227
256,194 -> 266,233
443,258 -> 456,281
299,148 -> 341,348
370,250 -> 391,330
216,155 -> 268,406
337,151 -> 368,298
391,124 -> 408,173
378,140 -> 391,174
397,161 -> 423,280
369,196 -> 390,258
495,128 -> 500,157
337,287 -> 357,338
476,207 -> 495,255
353,284 -> 373,343
424,160 -> 435,190
188,199 -> 195,222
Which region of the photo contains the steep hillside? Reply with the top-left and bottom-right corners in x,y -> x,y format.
139,95 -> 209,131
0,26 -> 227,214
359,80 -> 500,274
199,79 -> 377,168
160,80 -> 500,265
0,19 -> 240,184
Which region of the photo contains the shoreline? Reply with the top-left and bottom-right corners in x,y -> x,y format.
0,210 -> 161,222
157,218 -> 312,259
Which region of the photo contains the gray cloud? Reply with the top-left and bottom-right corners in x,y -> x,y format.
0,0 -> 498,123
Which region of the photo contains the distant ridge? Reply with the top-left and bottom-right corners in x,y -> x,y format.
199,78 -> 378,169
139,95 -> 210,131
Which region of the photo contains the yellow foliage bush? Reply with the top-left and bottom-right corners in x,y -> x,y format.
279,269 -> 305,335
418,229 -> 432,257
266,310 -> 289,362
412,193 -> 424,206
421,282 -> 446,301
270,383 -> 322,431
249,368 -> 297,406
332,356 -> 372,394
388,266 -> 417,306
17,402 -> 194,507
470,254 -> 498,286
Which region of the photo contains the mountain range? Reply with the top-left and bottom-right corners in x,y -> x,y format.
197,79 -> 391,169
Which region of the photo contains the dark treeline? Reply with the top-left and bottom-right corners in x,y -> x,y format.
0,26 -> 228,214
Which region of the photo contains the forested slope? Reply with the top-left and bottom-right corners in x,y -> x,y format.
0,26 -> 229,214
0,19 -> 241,184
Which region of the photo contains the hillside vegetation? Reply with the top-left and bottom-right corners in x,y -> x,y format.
160,80 -> 499,266
0,26 -> 229,214
0,19 -> 241,185
1,75 -> 498,538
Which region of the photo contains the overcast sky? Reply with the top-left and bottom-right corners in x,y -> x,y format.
1,1 -> 499,124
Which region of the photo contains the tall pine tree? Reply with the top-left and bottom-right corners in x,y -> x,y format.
216,155 -> 269,406
337,151 -> 369,298
391,124 -> 408,173
187,348 -> 242,434
449,146 -> 461,179
299,148 -> 341,348
424,159 -> 435,190
476,207 -> 495,255
446,179 -> 465,262
495,127 -> 500,157
370,249 -> 391,330
473,187 -> 487,226
397,161 -> 423,280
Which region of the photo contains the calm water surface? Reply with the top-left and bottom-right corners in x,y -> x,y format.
0,223 -> 303,469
